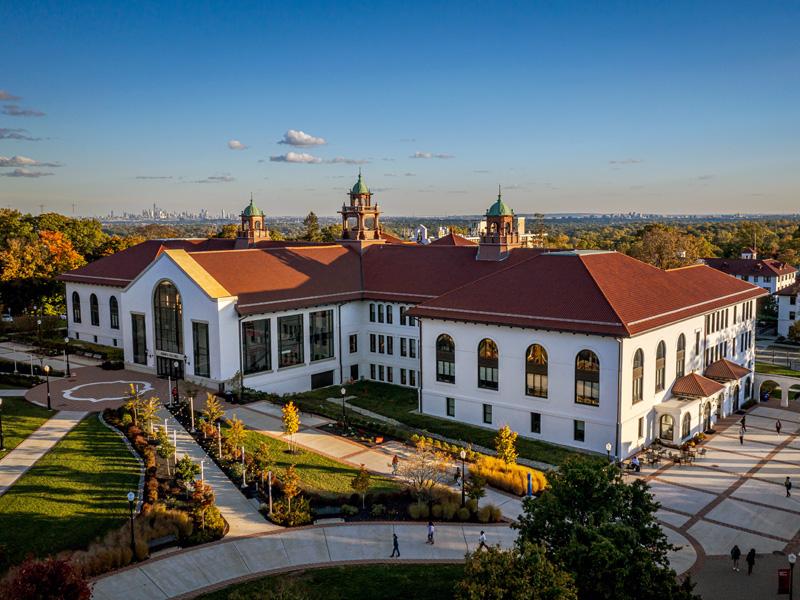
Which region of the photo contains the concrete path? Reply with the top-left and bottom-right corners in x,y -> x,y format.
0,410 -> 87,496
160,408 -> 279,538
0,389 -> 30,397
91,522 -> 516,600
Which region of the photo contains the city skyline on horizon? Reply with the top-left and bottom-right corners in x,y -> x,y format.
2,1 -> 798,217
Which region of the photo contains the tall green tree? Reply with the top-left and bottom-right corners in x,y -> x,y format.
302,212 -> 322,242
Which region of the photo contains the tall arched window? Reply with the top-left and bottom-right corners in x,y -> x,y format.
436,334 -> 455,384
525,344 -> 548,398
109,296 -> 119,330
89,294 -> 99,326
681,413 -> 691,439
655,341 -> 666,392
660,414 -> 674,440
477,338 -> 499,390
154,281 -> 183,354
676,334 -> 686,378
632,349 -> 644,403
575,350 -> 600,406
71,291 -> 81,323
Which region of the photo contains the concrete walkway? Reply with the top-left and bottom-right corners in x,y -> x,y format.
160,408 -> 279,538
91,522 -> 516,600
0,410 -> 87,496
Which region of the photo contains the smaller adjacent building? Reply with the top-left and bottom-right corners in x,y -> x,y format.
777,281 -> 800,337
703,249 -> 797,295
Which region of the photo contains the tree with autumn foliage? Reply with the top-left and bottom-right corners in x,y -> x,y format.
0,556 -> 91,600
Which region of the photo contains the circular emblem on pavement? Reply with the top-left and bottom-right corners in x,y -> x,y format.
62,380 -> 154,403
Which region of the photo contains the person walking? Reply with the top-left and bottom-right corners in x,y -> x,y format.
776,419 -> 783,435
786,476 -> 792,498
426,521 -> 435,545
740,415 -> 747,432
746,548 -> 756,575
731,544 -> 741,571
391,455 -> 399,476
390,533 -> 400,557
739,426 -> 745,445
478,530 -> 489,551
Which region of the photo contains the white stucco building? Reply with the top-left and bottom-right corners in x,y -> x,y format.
777,281 -> 800,338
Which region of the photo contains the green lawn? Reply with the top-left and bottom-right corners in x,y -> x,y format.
0,414 -> 141,565
0,397 -> 51,460
756,362 -> 800,378
200,564 -> 465,600
291,381 -> 579,466
229,425 -> 400,498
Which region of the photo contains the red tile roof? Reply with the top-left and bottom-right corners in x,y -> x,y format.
671,373 -> 726,397
703,257 -> 797,278
704,358 -> 751,382
429,232 -> 477,246
777,281 -> 800,297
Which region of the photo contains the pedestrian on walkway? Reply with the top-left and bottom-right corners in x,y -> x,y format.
776,419 -> 783,435
786,476 -> 792,497
390,533 -> 400,557
739,426 -> 745,445
391,455 -> 399,476
426,521 -> 435,545
746,548 -> 756,575
740,415 -> 747,432
478,530 -> 489,551
731,544 -> 741,571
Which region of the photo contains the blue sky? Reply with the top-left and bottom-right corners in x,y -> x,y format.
1,1 -> 798,217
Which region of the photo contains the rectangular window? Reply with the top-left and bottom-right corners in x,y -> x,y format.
574,420 -> 585,442
409,338 -> 417,359
278,314 -> 304,368
192,322 -> 210,378
378,364 -> 385,381
131,313 -> 146,365
378,335 -> 385,354
530,412 -> 541,434
400,338 -> 407,357
242,318 -> 271,374
409,370 -> 416,386
482,403 -> 492,424
370,333 -> 376,353
369,303 -> 376,322
409,314 -> 416,327
309,309 -> 334,362
791,312 -> 797,321
400,368 -> 407,385
386,305 -> 393,324
349,334 -> 358,354
447,397 -> 456,417
791,297 -> 797,306
378,304 -> 385,323
638,417 -> 644,439
400,307 -> 407,326
110,302 -> 119,329
733,305 -> 738,323
695,331 -> 701,356
113,338 -> 117,347
370,364 -> 376,379
350,364 -> 359,380
387,336 -> 394,355
387,366 -> 393,383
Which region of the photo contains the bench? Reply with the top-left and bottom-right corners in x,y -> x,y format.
314,506 -> 341,518
147,534 -> 179,553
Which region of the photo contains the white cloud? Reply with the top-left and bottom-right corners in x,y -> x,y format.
2,104 -> 45,117
0,168 -> 53,178
0,90 -> 21,101
609,158 -> 643,165
228,139 -> 248,150
135,175 -> 173,180
277,129 -> 326,147
326,156 -> 370,165
0,128 -> 41,141
0,155 -> 61,167
195,175 -> 235,183
269,152 -> 323,163
410,151 -> 454,159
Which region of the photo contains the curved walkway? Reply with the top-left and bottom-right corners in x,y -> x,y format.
91,522 -> 516,600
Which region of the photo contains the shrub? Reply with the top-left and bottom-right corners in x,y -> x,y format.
0,557 -> 91,600
469,455 -> 547,496
370,504 -> 386,518
441,501 -> 458,521
431,504 -> 443,519
340,504 -> 359,517
465,498 -> 478,514
457,507 -> 471,521
270,497 -> 312,527
477,504 -> 502,523
408,503 -> 430,520
120,413 -> 132,427
145,479 -> 159,504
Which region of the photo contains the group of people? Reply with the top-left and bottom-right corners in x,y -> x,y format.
730,545 -> 757,575
389,524 -> 489,557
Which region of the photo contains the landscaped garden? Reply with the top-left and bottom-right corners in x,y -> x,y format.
0,396 -> 50,460
756,361 -> 800,378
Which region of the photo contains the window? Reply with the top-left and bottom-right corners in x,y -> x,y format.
446,397 -> 455,417
676,334 -> 686,378
409,370 -> 416,386
409,339 -> 417,359
525,344 -> 548,398
387,366 -> 393,383
695,331 -> 700,356
436,334 -> 455,383
350,364 -> 359,380
387,336 -> 394,355
386,305 -> 393,324
309,309 -> 334,361
378,335 -> 385,354
408,313 -> 416,327
278,314 -> 304,368
131,313 -> 146,365
370,334 -> 376,353
154,281 -> 183,354
242,319 -> 271,374
400,308 -> 407,326
791,311 -> 797,321
575,350 -> 600,406
71,291 -> 81,323
681,413 -> 691,439
400,368 -> 407,385
349,334 -> 358,353
530,412 -> 541,434
659,414 -> 674,441
369,303 -> 376,322
638,417 -> 644,439
192,322 -> 210,377
791,296 -> 797,306
90,293 -> 100,326
109,296 -> 119,329
482,403 -> 492,424
573,420 -> 585,442
378,365 -> 385,381
378,304 -> 384,323
655,341 -> 666,392
370,364 -> 376,379
478,338 -> 499,390
400,338 -> 407,357
632,348 -> 644,403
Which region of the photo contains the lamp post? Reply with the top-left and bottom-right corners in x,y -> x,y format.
0,398 -> 5,452
340,386 -> 347,425
605,441 -> 612,463
63,337 -> 70,378
790,553 -> 797,600
127,491 -> 136,556
43,364 -> 51,410
459,449 -> 467,507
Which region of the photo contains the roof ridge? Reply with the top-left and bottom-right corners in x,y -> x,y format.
577,254 -> 631,335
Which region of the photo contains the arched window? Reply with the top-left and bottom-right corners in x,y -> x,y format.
632,348 -> 644,403
109,296 -> 119,330
676,334 -> 686,378
575,350 -> 600,406
655,341 -> 666,392
525,344 -> 548,398
660,414 -> 674,440
89,294 -> 99,326
681,413 -> 691,439
154,281 -> 183,354
436,334 -> 455,384
477,338 -> 499,390
71,291 -> 81,323
744,377 -> 752,400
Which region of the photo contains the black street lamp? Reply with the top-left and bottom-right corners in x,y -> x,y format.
43,364 -> 51,411
340,386 -> 347,425
63,337 -> 70,378
127,491 -> 136,556
789,553 -> 797,600
605,441 -> 612,463
0,397 -> 5,452
459,449 -> 467,507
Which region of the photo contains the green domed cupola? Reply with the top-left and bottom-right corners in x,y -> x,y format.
351,170 -> 370,196
486,186 -> 514,217
242,195 -> 264,217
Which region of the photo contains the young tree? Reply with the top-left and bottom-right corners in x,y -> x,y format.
253,441 -> 274,490
0,556 -> 91,600
350,464 -> 371,509
282,401 -> 301,453
495,424 -> 518,465
202,392 -> 225,424
282,464 -> 301,513
175,455 -> 201,499
139,396 -> 162,436
191,481 -> 216,531
302,211 -> 322,242
788,322 -> 800,343
397,440 -> 448,503
224,414 -> 247,459
455,543 -> 576,600
156,426 -> 176,477
514,456 -> 700,600
124,384 -> 143,426
465,473 -> 487,508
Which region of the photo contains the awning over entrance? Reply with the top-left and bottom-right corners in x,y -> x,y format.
671,372 -> 726,397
